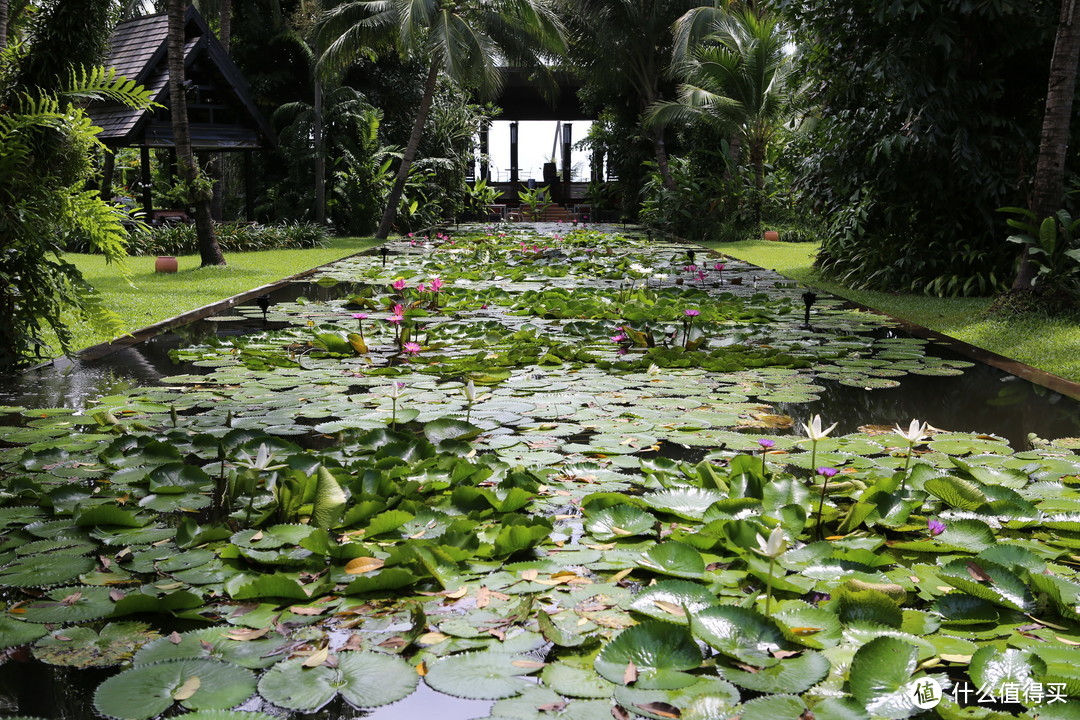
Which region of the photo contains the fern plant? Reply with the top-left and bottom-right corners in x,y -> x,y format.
0,47 -> 155,370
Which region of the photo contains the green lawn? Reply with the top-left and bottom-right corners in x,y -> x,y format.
701,238 -> 1080,383
61,236 -> 381,355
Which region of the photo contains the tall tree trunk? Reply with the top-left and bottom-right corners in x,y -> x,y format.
644,84 -> 676,192
168,0 -> 225,266
375,58 -> 439,240
1013,0 -> 1080,289
314,77 -> 326,224
650,126 -> 676,192
0,0 -> 8,52
210,0 -> 232,221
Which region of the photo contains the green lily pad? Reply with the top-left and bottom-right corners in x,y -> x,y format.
32,622 -> 160,667
689,605 -> 789,667
257,651 -> 418,709
423,651 -> 538,699
93,659 -> 256,719
0,554 -> 95,587
628,579 -> 719,624
720,650 -> 830,693
134,627 -> 289,669
848,636 -> 923,718
594,621 -> 702,688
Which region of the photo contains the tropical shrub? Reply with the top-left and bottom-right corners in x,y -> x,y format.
0,59 -> 153,370
123,222 -> 329,257
778,0 -> 1058,296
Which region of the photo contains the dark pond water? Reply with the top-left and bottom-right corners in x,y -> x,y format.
3,279 -> 1079,449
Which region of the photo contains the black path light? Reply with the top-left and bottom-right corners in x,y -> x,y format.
802,290 -> 818,328
380,246 -> 389,267
256,294 -> 271,323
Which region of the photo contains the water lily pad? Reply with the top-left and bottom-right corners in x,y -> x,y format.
32,622 -> 160,667
641,488 -> 727,520
541,662 -> 617,698
689,605 -> 789,667
93,659 -> 256,719
258,651 -> 418,709
19,585 -> 116,623
423,651 -> 537,699
720,650 -> 830,693
0,554 -> 95,587
628,580 -> 719,624
584,505 -> 656,541
594,621 -> 702,687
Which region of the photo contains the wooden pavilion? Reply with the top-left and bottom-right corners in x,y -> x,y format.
87,6 -> 275,222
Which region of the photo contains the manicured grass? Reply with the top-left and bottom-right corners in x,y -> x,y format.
702,238 -> 1080,383
61,236 -> 381,355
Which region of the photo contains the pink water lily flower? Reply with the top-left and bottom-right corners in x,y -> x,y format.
430,276 -> 444,293
392,304 -> 405,316
351,313 -> 368,320
684,309 -> 700,317
417,282 -> 427,293
392,278 -> 407,291
402,342 -> 422,355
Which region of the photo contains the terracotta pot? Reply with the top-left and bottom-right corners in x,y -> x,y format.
155,256 -> 178,273
763,230 -> 780,242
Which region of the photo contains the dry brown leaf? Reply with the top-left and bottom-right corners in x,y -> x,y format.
623,661 -> 637,685
171,676 -> 201,701
653,600 -> 685,616
634,701 -> 680,718
610,568 -> 633,583
940,654 -> 972,663
965,562 -> 991,582
226,627 -> 270,641
344,557 -> 385,575
538,701 -> 568,712
511,659 -> 546,669
303,646 -> 330,668
340,633 -> 363,652
168,631 -> 182,645
1057,636 -> 1080,646
611,705 -> 631,720
418,632 -> 449,645
476,586 -> 491,609
416,661 -> 428,676
109,589 -> 126,602
288,605 -> 326,616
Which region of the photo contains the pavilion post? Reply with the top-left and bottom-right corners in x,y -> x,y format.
479,122 -> 490,181
244,150 -> 255,221
561,123 -> 572,184
140,146 -> 153,220
101,149 -> 115,202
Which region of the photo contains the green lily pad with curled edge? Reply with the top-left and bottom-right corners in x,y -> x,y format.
594,621 -> 702,688
489,686 -> 614,720
0,554 -> 95,587
773,601 -> 843,650
689,605 -> 789,667
637,541 -> 706,579
640,488 -> 727,520
134,627 -> 289,669
541,662 -> 617,698
32,622 -> 160,667
19,585 -> 116,623
720,650 -> 831,693
848,636 -> 922,719
423,650 -> 537,699
628,579 -> 719,625
93,658 -> 256,719
257,651 -> 418,710
938,558 -> 1035,612
584,504 -> 656,541
969,646 -> 1047,696
613,677 -> 739,720
0,615 -> 49,648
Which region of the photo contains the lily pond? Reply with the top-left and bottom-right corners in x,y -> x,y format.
5,226 -> 1080,720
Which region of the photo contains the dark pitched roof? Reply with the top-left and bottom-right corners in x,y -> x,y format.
87,7 -> 275,150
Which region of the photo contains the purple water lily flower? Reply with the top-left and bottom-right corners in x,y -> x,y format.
929,519 -> 946,537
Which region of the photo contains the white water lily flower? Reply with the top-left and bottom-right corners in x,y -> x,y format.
463,380 -> 477,403
754,526 -> 788,559
802,414 -> 838,441
894,418 -> 929,444
646,363 -> 662,375
652,273 -> 668,280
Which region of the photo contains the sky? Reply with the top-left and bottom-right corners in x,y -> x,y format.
484,120 -> 594,183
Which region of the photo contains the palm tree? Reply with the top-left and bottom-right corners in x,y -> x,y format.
167,0 -> 225,265
1013,0 -> 1080,289
317,0 -> 566,239
648,7 -> 793,221
561,0 -> 700,193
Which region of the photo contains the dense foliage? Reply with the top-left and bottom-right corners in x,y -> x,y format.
778,0 -> 1059,296
0,0 -> 152,371
122,221 -> 329,256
